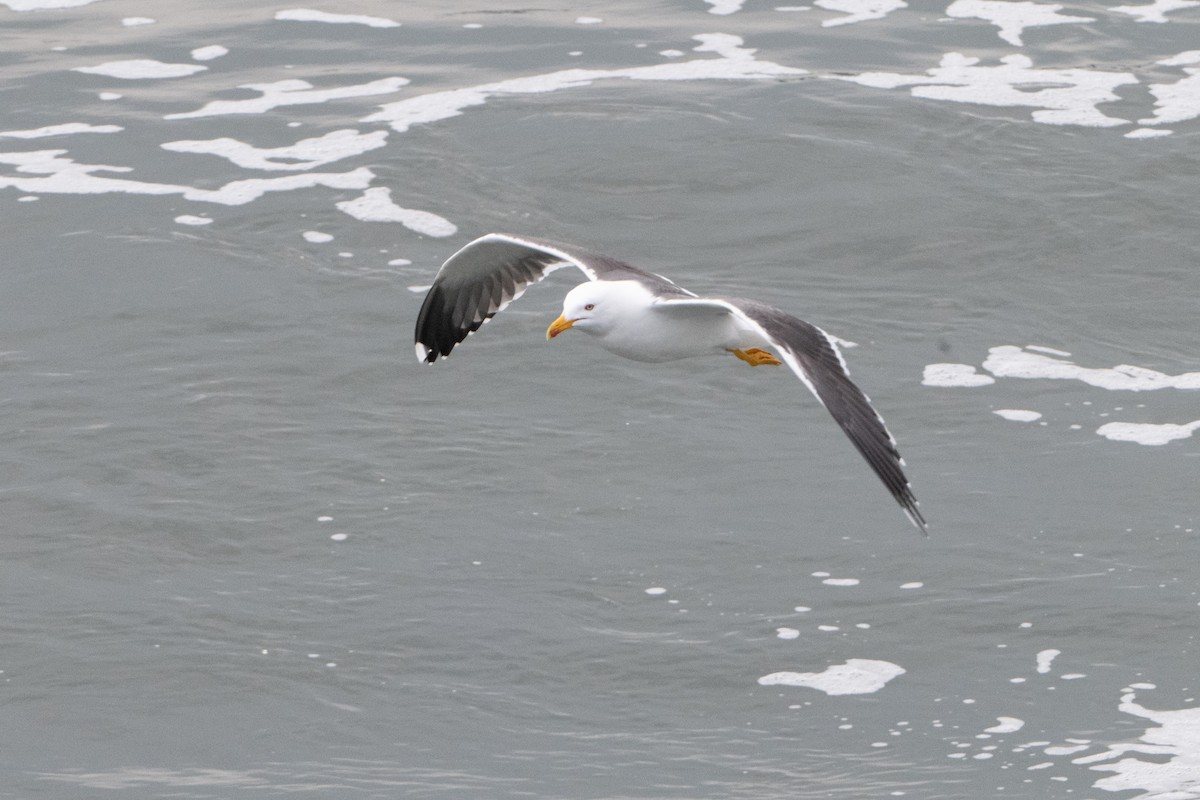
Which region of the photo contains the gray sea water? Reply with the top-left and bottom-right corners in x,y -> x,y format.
2,1 -> 1199,798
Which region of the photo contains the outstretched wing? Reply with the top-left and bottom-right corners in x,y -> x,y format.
657,296 -> 927,532
415,232 -> 690,363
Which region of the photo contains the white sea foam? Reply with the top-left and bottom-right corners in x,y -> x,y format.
174,215 -> 212,226
1036,648 -> 1060,674
982,345 -> 1200,391
1,149 -> 375,204
73,60 -> 208,80
1126,126 -> 1175,139
1139,61 -> 1200,127
0,150 -> 177,198
704,0 -> 746,13
922,363 -> 995,387
302,231 -> 333,243
274,9 -> 401,28
335,187 -> 457,237
1083,691 -> 1200,798
195,170 -> 374,205
822,577 -> 860,586
839,53 -> 1137,127
985,716 -> 1026,733
1112,0 -> 1200,22
1096,420 -> 1200,446
994,408 -> 1042,422
121,17 -> 154,26
162,129 -> 388,171
166,77 -> 409,120
758,659 -> 906,695
815,0 -> 907,27
362,34 -> 805,133
776,627 -> 801,639
1158,51 -> 1200,67
191,46 -> 229,62
926,346 -> 1200,444
945,0 -> 1094,46
0,123 -> 121,139
158,170 -> 316,206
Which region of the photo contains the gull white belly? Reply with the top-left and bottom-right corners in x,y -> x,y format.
590,305 -> 760,363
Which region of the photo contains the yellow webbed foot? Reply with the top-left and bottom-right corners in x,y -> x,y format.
729,347 -> 782,367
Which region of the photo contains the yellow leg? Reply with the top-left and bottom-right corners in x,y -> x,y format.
729,347 -> 782,366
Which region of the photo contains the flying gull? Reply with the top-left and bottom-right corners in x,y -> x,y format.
414,233 -> 926,532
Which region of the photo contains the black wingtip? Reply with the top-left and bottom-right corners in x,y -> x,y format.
904,501 -> 928,536
414,341 -> 437,364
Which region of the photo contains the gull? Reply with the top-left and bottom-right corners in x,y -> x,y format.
414,232 -> 926,531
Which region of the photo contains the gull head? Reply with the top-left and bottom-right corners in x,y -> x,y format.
546,281 -> 634,340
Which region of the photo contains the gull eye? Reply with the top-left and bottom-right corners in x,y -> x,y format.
584,303 -> 595,311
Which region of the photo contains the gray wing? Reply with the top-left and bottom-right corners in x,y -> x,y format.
658,296 -> 927,532
415,232 -> 692,363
